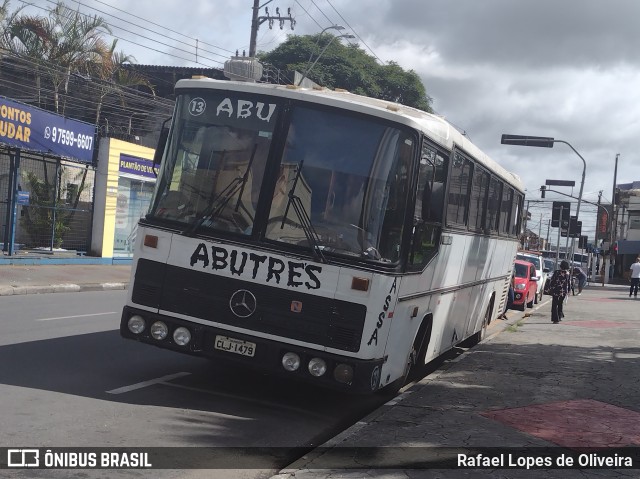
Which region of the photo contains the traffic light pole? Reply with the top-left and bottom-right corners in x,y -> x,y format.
544,187 -> 611,286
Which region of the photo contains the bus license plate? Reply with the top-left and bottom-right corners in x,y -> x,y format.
214,335 -> 256,357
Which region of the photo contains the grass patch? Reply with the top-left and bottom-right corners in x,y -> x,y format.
506,320 -> 525,332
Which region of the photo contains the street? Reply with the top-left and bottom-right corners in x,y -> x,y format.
0,290 -> 396,478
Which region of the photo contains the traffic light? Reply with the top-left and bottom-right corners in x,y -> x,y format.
579,235 -> 588,249
540,185 -> 546,198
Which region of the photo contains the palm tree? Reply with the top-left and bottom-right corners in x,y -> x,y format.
8,1 -> 111,113
87,40 -> 155,127
0,0 -> 25,52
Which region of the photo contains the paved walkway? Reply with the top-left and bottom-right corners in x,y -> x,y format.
0,264 -> 131,295
272,284 -> 640,478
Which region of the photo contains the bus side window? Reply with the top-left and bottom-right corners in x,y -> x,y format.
409,143 -> 446,270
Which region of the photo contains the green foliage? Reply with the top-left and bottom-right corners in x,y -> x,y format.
22,171 -> 67,247
21,167 -> 89,248
259,34 -> 433,112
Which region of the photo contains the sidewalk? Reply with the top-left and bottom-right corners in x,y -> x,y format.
0,264 -> 131,295
273,284 -> 640,478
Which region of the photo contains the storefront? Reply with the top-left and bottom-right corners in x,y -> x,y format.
92,138 -> 155,262
1,96 -> 96,262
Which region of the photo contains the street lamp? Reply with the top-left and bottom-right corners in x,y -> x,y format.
297,33 -> 355,86
501,134 -> 587,267
298,25 -> 344,84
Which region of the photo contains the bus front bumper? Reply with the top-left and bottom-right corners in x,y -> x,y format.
121,306 -> 385,393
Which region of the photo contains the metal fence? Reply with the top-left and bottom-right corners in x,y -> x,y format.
1,148 -> 95,254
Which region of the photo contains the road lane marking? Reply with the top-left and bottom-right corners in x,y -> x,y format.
36,312 -> 118,321
106,372 -> 192,394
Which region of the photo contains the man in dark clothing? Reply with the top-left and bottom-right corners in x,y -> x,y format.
549,260 -> 570,323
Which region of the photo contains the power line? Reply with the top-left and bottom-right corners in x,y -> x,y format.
38,0 -> 226,67
325,0 -> 383,63
72,0 -> 235,54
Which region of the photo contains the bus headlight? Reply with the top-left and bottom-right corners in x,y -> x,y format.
173,327 -> 191,346
334,364 -> 354,384
127,315 -> 146,334
282,352 -> 301,371
150,321 -> 169,340
308,358 -> 327,377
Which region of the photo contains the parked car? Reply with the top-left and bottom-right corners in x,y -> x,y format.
516,251 -> 548,304
512,259 -> 538,311
544,258 -> 556,275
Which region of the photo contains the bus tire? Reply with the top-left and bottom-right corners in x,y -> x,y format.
460,302 -> 491,348
379,315 -> 433,394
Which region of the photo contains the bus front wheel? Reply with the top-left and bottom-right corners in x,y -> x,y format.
379,315 -> 432,394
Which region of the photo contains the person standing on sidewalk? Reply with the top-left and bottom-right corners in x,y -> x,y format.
630,257 -> 640,298
549,260 -> 570,323
572,266 -> 587,295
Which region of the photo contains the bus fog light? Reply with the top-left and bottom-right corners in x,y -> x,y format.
308,358 -> 327,377
282,352 -> 301,371
127,315 -> 146,334
333,364 -> 354,384
173,327 -> 191,346
150,321 -> 168,340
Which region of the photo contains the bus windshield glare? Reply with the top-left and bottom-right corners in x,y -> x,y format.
150,91 -> 415,264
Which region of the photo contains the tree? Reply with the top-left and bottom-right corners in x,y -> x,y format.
0,0 -> 24,51
258,34 -> 432,112
7,1 -> 111,114
21,164 -> 91,248
86,40 -> 155,127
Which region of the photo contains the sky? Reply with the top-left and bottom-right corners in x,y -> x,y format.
21,0 -> 640,242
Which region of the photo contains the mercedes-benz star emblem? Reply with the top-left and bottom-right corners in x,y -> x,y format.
229,289 -> 257,318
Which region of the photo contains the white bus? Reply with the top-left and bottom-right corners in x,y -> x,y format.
120,77 -> 524,393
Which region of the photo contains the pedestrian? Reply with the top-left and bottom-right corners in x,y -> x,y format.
573,266 -> 587,295
630,257 -> 640,298
548,260 -> 570,323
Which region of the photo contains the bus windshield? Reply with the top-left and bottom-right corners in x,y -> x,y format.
265,106 -> 415,263
149,91 -> 416,264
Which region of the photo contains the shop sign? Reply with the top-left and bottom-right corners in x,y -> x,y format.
0,96 -> 95,163
119,153 -> 157,179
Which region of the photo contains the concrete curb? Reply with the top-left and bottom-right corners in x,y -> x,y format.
0,282 -> 128,296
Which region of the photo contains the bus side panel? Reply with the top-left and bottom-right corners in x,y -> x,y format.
350,274 -> 399,361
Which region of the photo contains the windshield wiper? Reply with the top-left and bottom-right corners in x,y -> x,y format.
280,161 -> 327,263
182,145 -> 257,236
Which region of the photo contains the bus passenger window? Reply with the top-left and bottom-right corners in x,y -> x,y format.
415,144 -> 446,224
409,142 -> 447,270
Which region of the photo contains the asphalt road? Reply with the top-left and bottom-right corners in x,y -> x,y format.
0,290 -> 395,479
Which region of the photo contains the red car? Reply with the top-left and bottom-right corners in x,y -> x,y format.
512,259 -> 538,311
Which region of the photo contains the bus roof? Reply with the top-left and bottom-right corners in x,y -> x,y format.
175,77 -> 524,191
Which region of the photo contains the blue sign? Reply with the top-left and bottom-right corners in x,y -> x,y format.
0,96 -> 95,163
119,153 -> 157,179
17,190 -> 30,205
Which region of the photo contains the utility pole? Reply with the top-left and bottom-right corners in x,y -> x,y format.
249,0 -> 295,57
